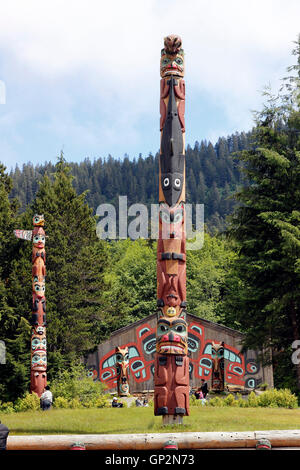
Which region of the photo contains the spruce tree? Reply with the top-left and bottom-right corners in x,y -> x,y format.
227,36 -> 300,393
8,154 -> 108,384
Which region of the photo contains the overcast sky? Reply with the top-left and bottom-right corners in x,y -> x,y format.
0,0 -> 300,169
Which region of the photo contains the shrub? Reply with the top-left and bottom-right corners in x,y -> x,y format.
94,395 -> 111,408
0,401 -> 15,414
69,398 -> 83,409
53,397 -> 69,409
50,362 -> 107,407
257,389 -> 297,409
248,391 -> 259,407
205,388 -> 297,409
235,393 -> 247,408
208,396 -> 225,407
14,392 -> 40,412
223,394 -> 238,407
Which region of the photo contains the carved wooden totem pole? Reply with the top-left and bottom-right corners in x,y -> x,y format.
154,35 -> 189,424
14,214 -> 47,396
115,346 -> 130,397
211,341 -> 225,392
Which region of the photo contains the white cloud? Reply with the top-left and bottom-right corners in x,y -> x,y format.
0,0 -> 299,164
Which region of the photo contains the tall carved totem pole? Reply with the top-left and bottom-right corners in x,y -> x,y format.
154,35 -> 189,423
14,214 -> 47,396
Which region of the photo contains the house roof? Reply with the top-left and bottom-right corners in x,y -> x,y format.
110,312 -> 244,339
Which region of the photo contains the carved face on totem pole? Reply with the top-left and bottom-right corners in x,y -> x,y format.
33,214 -> 45,227
31,349 -> 47,372
115,346 -> 130,396
159,203 -> 185,240
160,35 -> 184,79
31,325 -> 46,350
32,276 -> 45,298
156,311 -> 188,355
211,341 -> 225,391
32,227 -> 46,249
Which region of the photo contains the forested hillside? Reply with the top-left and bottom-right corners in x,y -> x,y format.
9,131 -> 251,232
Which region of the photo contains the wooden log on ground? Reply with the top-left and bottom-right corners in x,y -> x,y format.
6,430 -> 300,450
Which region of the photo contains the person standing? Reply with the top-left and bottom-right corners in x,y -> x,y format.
200,379 -> 208,398
0,421 -> 9,450
40,385 -> 53,410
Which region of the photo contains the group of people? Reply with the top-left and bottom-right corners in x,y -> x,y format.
135,397 -> 148,407
111,396 -> 149,407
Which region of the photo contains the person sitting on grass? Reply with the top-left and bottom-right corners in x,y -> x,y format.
142,398 -> 149,407
135,397 -> 143,407
112,397 -> 123,408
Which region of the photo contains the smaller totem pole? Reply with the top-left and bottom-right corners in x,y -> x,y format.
14,214 -> 47,397
115,346 -> 130,397
211,341 -> 225,392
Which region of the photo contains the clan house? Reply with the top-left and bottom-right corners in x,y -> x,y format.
85,313 -> 273,395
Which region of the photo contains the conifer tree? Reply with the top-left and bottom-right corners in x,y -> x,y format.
227,35 -> 300,392
8,154 -> 108,385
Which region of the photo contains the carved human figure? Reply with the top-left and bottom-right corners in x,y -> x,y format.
157,203 -> 186,309
154,309 -> 189,416
154,354 -> 189,416
32,227 -> 46,277
211,341 -> 225,391
115,346 -> 130,397
30,371 -> 47,397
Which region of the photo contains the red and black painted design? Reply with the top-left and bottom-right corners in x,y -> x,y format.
14,214 -> 47,397
155,34 -> 189,418
94,321 -> 261,392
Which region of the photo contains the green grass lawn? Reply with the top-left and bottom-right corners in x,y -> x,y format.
2,406 -> 300,435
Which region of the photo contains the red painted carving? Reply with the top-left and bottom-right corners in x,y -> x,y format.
154,354 -> 189,416
211,341 -> 225,391
115,346 -> 130,396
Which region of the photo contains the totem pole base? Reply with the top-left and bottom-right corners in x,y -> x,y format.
162,414 -> 183,426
